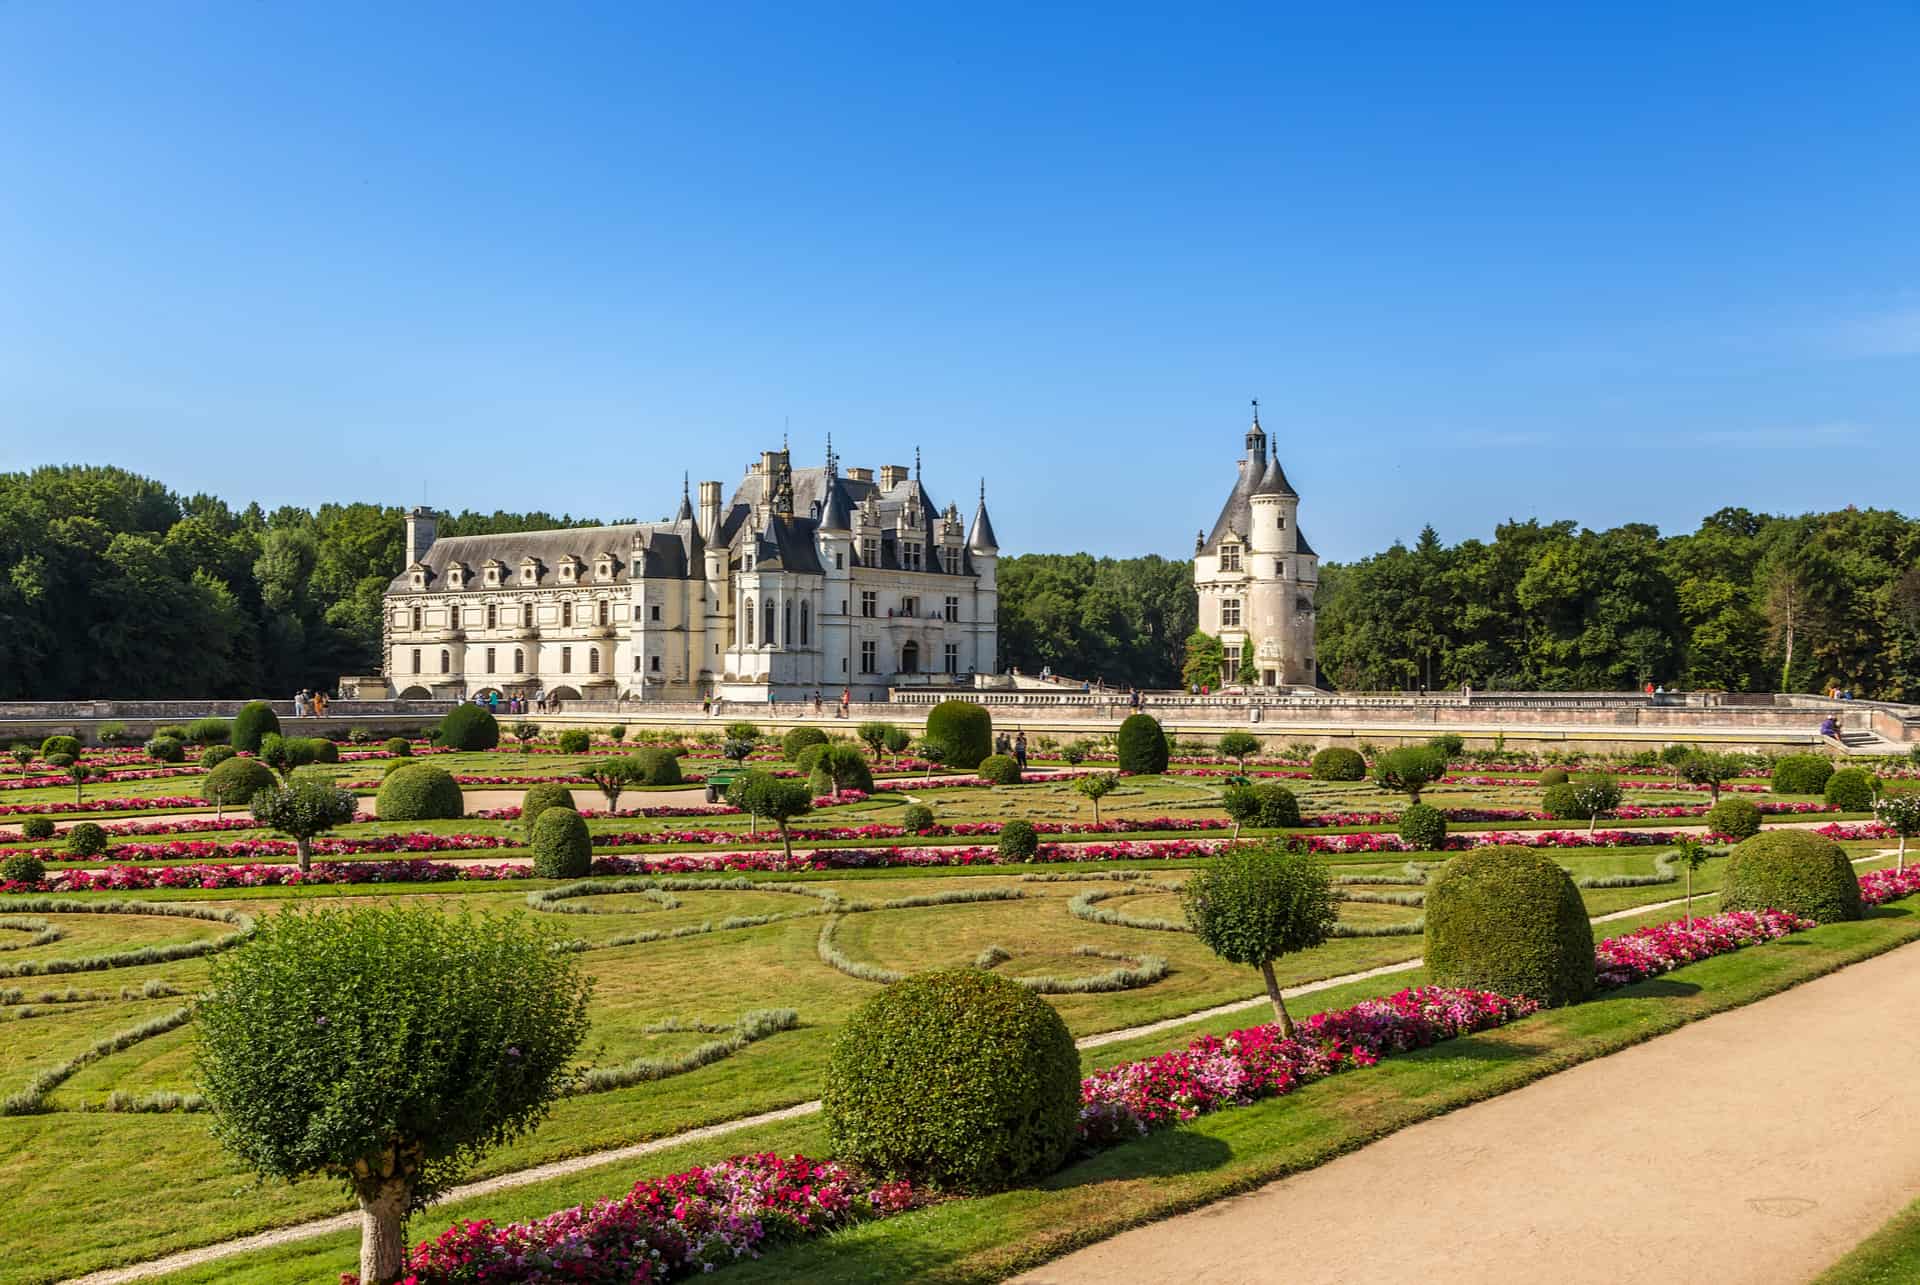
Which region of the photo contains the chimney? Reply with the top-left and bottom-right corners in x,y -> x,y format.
404,506 -> 438,567
879,464 -> 908,490
846,467 -> 873,483
698,480 -> 723,539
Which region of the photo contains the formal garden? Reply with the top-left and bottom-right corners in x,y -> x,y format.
4,702 -> 1920,1284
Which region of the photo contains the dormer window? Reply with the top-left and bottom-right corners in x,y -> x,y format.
520,559 -> 540,585
595,555 -> 614,581
903,541 -> 923,571
411,571 -> 425,590
558,559 -> 579,584
446,564 -> 466,590
1220,544 -> 1242,572
483,561 -> 502,587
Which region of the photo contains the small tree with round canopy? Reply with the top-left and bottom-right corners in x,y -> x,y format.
1182,840 -> 1337,1036
66,761 -> 93,804
1571,774 -> 1624,835
9,745 -> 33,774
1217,731 -> 1261,770
511,721 -> 540,752
1678,751 -> 1747,803
1876,792 -> 1920,872
915,739 -> 949,779
1370,744 -> 1449,805
583,755 -> 640,811
194,906 -> 591,1285
250,778 -> 358,873
737,775 -> 813,862
1074,771 -> 1119,824
1221,782 -> 1260,838
857,721 -> 896,760
202,756 -> 277,822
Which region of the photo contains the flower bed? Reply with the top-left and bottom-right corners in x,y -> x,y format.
1860,865 -> 1920,903
0,795 -> 215,817
1592,910 -> 1813,989
0,766 -> 205,792
370,1153 -> 922,1285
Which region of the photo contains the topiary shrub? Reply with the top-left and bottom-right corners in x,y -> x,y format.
1539,766 -> 1570,787
997,819 -> 1039,861
302,737 -> 340,764
1825,767 -> 1878,812
1309,747 -> 1366,781
1115,714 -> 1169,775
20,816 -> 56,841
1771,753 -> 1834,796
824,968 -> 1080,1191
1,851 -> 46,886
1705,796 -> 1763,841
1429,732 -> 1464,759
231,702 -> 280,753
1719,830 -> 1862,923
1659,743 -> 1695,766
901,804 -> 935,833
1398,802 -> 1448,851
530,807 -> 592,879
520,782 -> 576,834
64,821 -> 110,859
1251,781 -> 1301,828
794,743 -> 830,775
1424,844 -> 1595,1006
95,720 -> 131,746
145,735 -> 185,763
1371,744 -> 1450,804
200,744 -> 237,770
1541,782 -> 1583,820
1182,840 -> 1337,1031
384,737 -> 412,757
781,726 -> 829,761
376,764 -> 464,821
924,701 -> 992,769
202,756 -> 276,817
556,729 -> 591,755
438,705 -> 500,752
155,723 -> 191,743
186,717 -> 231,746
809,744 -> 874,797
39,735 -> 82,762
629,746 -> 683,786
978,754 -> 1022,786
606,724 -> 626,743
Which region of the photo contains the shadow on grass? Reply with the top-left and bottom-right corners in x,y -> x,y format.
1050,1128 -> 1233,1190
1589,977 -> 1703,1001
1864,904 -> 1915,920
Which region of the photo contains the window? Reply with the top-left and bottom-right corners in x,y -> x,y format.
561,601 -> 573,627
842,657 -> 848,673
1220,544 -> 1241,572
522,565 -> 536,584
944,643 -> 959,674
588,647 -> 599,673
945,548 -> 962,573
860,640 -> 877,674
763,599 -> 775,646
1278,515 -> 1286,529
835,551 -> 844,570
486,647 -> 496,674
411,648 -> 421,673
513,648 -> 524,673
861,537 -> 878,564
650,604 -> 661,622
784,600 -> 793,645
902,595 -> 918,618
903,541 -> 923,570
1222,645 -> 1241,684
743,549 -> 755,572
860,591 -> 876,618
800,600 -> 811,645
650,654 -> 661,672
561,646 -> 572,673
597,599 -> 609,626
944,595 -> 959,622
1222,598 -> 1242,628
485,604 -> 497,630
411,607 -> 423,631
523,600 -> 535,627
485,566 -> 499,586
635,654 -> 643,671
440,650 -> 450,674
744,598 -> 755,644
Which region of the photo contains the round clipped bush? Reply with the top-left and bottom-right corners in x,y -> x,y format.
997,819 -> 1039,860
1115,714 -> 1169,775
1719,830 -> 1862,923
530,807 -> 592,879
64,821 -> 110,859
1429,732 -> 1464,759
977,753 -> 1022,786
1398,802 -> 1448,850
808,744 -> 874,797
824,968 -> 1079,1191
1825,767 -> 1879,812
1,851 -> 46,886
924,700 -> 993,770
384,737 -> 412,757
20,816 -> 56,841
1424,844 -> 1595,1007
1540,766 -> 1570,787
1540,782 -> 1583,820
794,743 -> 830,775
302,737 -> 340,764
1252,781 -> 1301,828
203,756 -> 276,814
438,705 -> 500,752
556,729 -> 591,755
1771,754 -> 1834,796
520,782 -> 576,834
781,726 -> 829,760
1705,796 -> 1763,841
901,804 -> 936,833
1309,747 -> 1367,781
628,746 -> 683,786
1659,743 -> 1696,766
145,735 -> 185,763
232,702 -> 280,753
39,735 -> 82,762
186,717 -> 231,746
200,744 -> 237,769
376,764 -> 465,821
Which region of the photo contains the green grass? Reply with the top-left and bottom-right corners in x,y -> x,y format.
1814,1196 -> 1920,1285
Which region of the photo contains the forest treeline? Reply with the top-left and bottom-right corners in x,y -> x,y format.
3,466 -> 1916,700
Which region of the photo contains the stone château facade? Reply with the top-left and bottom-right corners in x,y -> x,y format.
382,446 -> 1000,703
1192,406 -> 1319,687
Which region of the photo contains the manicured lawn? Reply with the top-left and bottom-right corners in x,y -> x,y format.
1814,1196 -> 1920,1285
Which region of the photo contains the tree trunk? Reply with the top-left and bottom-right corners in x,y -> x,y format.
778,822 -> 793,863
1901,834 -> 1907,874
1709,781 -> 1721,803
356,1178 -> 410,1285
1259,959 -> 1294,1037
1232,818 -> 1241,839
1092,797 -> 1102,825
1685,866 -> 1694,926
296,836 -> 313,874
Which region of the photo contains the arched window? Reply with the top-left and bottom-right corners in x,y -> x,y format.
800,601 -> 811,645
440,649 -> 451,673
411,607 -> 422,631
513,648 -> 524,673
763,599 -> 775,648
561,601 -> 574,628
784,600 -> 793,645
744,598 -> 755,644
597,599 -> 609,626
588,647 -> 600,674
486,604 -> 497,630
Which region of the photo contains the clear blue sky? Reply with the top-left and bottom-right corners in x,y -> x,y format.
3,2 -> 1916,561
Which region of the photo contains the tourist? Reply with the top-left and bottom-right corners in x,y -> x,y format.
840,687 -> 851,718
313,691 -> 327,718
534,686 -> 546,714
994,731 -> 1011,756
1820,715 -> 1839,738
813,691 -> 823,715
1013,731 -> 1027,772
487,691 -> 499,714
701,694 -> 712,717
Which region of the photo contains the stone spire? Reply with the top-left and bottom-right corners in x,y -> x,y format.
967,478 -> 999,554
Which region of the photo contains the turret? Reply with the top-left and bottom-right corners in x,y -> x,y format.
966,481 -> 999,556
404,506 -> 438,568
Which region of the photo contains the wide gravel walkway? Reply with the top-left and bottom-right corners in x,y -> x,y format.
1017,936 -> 1920,1285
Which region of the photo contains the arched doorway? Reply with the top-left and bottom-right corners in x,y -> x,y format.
398,686 -> 433,701
901,640 -> 920,674
546,685 -> 582,702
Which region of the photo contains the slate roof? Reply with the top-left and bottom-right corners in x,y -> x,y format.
389,519 -> 702,591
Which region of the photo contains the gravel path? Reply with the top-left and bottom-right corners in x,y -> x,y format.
1015,935 -> 1920,1285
